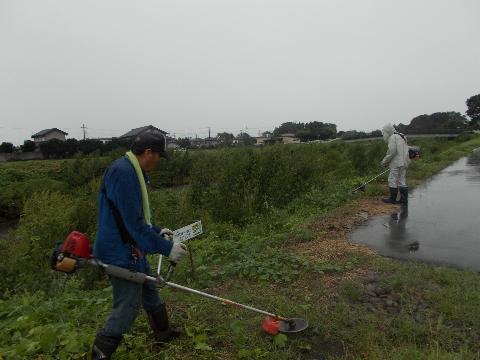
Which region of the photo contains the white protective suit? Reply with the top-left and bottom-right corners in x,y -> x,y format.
381,124 -> 410,188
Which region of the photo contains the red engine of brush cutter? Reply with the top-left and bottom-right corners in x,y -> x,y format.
51,231 -> 92,273
61,231 -> 92,259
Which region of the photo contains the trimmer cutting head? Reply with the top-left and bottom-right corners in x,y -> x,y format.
350,183 -> 366,195
351,168 -> 390,194
279,318 -> 309,333
262,316 -> 309,335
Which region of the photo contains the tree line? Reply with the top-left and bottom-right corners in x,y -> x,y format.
1,94 -> 479,156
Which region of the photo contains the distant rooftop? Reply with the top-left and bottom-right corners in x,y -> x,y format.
119,125 -> 167,138
31,128 -> 68,138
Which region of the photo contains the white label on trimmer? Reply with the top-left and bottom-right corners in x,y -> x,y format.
173,221 -> 203,243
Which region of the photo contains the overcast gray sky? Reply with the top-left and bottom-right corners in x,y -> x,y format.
1,0 -> 479,145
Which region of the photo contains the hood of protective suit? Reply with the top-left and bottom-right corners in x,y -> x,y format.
382,123 -> 395,143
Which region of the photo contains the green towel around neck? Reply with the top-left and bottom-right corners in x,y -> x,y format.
125,151 -> 152,225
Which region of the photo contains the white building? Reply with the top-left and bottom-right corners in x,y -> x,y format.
31,128 -> 68,144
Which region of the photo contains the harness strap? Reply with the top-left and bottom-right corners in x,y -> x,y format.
101,167 -> 142,262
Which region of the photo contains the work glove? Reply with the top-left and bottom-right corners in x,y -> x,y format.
169,242 -> 187,264
160,228 -> 174,241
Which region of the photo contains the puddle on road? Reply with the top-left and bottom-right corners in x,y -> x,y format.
350,151 -> 480,271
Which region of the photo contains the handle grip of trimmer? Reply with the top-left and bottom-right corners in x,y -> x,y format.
165,261 -> 177,281
104,264 -> 148,284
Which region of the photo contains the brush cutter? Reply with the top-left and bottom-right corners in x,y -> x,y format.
350,168 -> 390,194
51,231 -> 308,335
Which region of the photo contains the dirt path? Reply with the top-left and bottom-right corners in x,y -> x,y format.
294,197 -> 399,263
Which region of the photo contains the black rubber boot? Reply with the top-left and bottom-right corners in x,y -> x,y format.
382,187 -> 398,204
147,303 -> 182,343
398,187 -> 408,204
91,333 -> 122,360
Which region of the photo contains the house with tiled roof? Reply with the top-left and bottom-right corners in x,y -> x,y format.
119,125 -> 167,142
31,128 -> 68,144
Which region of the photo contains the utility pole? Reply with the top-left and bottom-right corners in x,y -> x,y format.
81,124 -> 87,140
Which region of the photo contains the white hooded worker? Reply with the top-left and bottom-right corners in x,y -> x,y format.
380,123 -> 410,204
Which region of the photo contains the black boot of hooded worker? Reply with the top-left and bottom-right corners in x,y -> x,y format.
147,303 -> 182,343
382,187 -> 398,204
91,333 -> 122,360
398,187 -> 408,205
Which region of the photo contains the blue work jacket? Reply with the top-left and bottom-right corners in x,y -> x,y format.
93,156 -> 173,272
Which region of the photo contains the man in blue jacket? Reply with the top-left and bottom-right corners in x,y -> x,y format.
92,132 -> 187,359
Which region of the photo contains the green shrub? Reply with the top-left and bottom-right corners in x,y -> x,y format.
0,191 -> 93,292
188,142 -> 382,224
149,150 -> 194,187
58,157 -> 110,188
0,178 -> 67,219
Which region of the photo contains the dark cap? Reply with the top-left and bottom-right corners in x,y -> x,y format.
131,132 -> 170,159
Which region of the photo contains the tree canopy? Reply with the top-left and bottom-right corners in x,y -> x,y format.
273,121 -> 337,141
466,94 -> 480,126
398,112 -> 469,133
